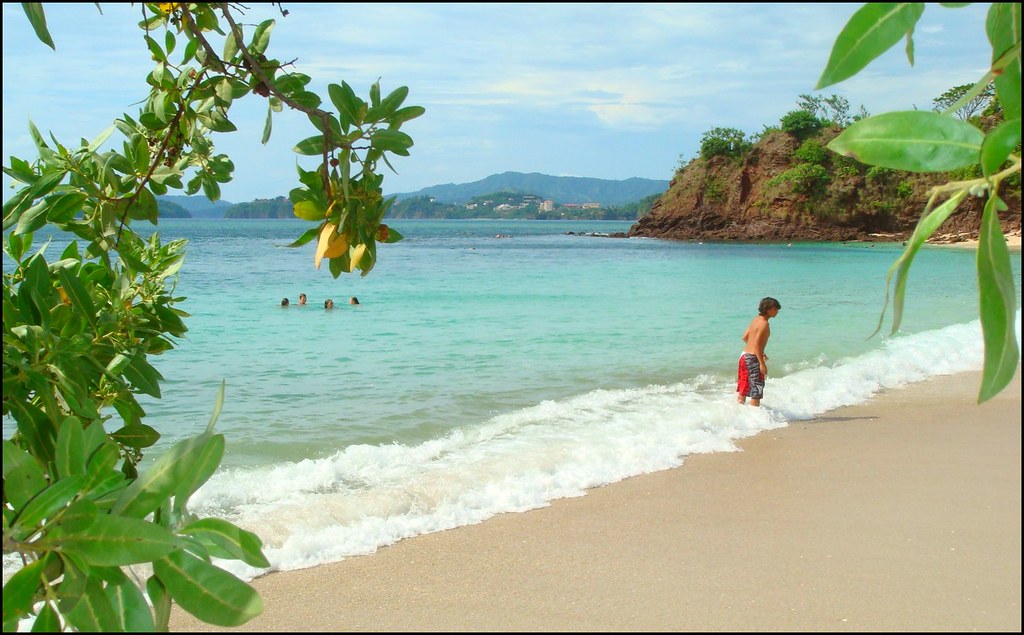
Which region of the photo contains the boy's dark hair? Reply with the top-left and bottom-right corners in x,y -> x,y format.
758,297 -> 781,316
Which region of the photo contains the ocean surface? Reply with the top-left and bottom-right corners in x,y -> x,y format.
3,218 -> 1022,581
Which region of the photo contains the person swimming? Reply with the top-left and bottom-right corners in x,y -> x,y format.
324,298 -> 334,309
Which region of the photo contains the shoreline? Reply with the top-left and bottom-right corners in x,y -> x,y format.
927,230 -> 1022,250
171,369 -> 1021,632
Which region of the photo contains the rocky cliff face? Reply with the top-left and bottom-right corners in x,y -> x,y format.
629,128 -> 1021,243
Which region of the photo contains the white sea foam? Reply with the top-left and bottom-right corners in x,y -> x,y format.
186,316 -> 1014,581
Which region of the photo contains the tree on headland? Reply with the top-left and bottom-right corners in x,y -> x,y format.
796,93 -> 869,127
818,2 -> 1020,403
3,2 -> 422,630
698,127 -> 752,160
932,82 -> 997,121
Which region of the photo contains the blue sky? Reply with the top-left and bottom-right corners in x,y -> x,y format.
2,3 -> 994,203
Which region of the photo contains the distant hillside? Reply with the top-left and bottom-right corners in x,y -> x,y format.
157,199 -> 191,218
224,197 -> 292,219
390,171 -> 669,206
156,195 -> 234,218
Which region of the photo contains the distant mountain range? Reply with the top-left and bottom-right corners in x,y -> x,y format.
156,171 -> 669,218
390,171 -> 669,206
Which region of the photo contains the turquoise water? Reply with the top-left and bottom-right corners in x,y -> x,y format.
144,219 -> 993,461
3,218 -> 1020,579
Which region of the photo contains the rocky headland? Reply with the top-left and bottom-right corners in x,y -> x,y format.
628,126 -> 1020,245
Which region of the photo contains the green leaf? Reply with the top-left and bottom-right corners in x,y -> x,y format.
197,109 -> 237,133
45,190 -> 87,223
56,415 -> 87,478
375,85 -> 409,118
12,475 -> 86,540
2,558 -> 49,623
6,230 -> 32,261
87,126 -> 115,152
145,34 -> 166,62
987,3 -> 1022,121
64,576 -> 121,632
21,3 -> 55,50
31,602 -> 62,632
147,576 -> 172,632
127,185 -> 160,223
828,111 -> 983,172
981,119 -> 1022,176
6,169 -> 66,233
293,134 -> 326,156
171,434 -> 224,514
52,513 -> 185,566
180,517 -> 271,568
3,440 -> 41,480
290,90 -> 322,109
874,190 -> 968,337
370,80 -> 381,108
112,431 -> 219,518
106,569 -> 157,632
976,195 -> 1019,403
165,29 -> 176,56
251,19 -> 275,55
370,129 -> 414,156
293,199 -> 326,221
223,30 -> 238,61
110,423 -> 161,450
3,155 -> 36,183
4,461 -> 49,511
153,550 -> 263,627
816,3 -> 926,89
286,225 -> 320,247
122,352 -> 164,398
14,199 -> 50,235
57,265 -> 97,327
272,72 -> 310,95
262,101 -> 274,144
391,105 -> 426,126
56,499 -> 99,534
329,82 -> 365,126
215,78 -> 234,107
28,120 -> 51,153
206,380 -> 226,434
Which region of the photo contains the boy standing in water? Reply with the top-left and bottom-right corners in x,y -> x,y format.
737,297 -> 781,407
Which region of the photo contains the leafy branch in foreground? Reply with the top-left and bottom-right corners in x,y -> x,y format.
3,2 -> 423,631
817,2 -> 1021,403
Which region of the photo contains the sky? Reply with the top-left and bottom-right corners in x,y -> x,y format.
1,3 -> 995,203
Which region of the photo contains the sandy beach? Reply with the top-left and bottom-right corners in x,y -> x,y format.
170,368 -> 1021,632
928,230 -> 1022,250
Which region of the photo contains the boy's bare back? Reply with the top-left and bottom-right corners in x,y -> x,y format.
742,315 -> 771,363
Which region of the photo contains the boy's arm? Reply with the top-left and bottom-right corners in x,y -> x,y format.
754,322 -> 770,375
